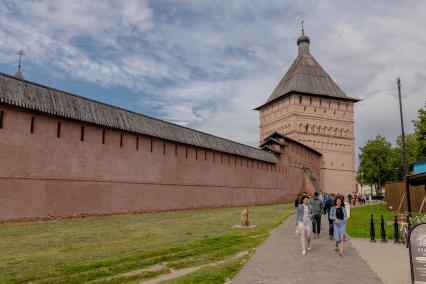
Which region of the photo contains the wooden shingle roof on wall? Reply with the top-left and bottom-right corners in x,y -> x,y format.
262,132 -> 322,156
0,72 -> 278,163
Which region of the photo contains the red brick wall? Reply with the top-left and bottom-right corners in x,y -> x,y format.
0,104 -> 320,221
281,140 -> 322,199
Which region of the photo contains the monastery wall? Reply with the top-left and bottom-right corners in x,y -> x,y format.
0,104 -> 319,222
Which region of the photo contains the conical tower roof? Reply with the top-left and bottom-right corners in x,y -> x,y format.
256,31 -> 358,110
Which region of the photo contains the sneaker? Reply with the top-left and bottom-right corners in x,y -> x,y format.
307,246 -> 311,251
329,236 -> 333,240
302,250 -> 306,255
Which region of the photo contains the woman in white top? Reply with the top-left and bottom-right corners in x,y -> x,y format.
296,196 -> 314,255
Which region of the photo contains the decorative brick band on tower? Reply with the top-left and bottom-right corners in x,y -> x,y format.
256,30 -> 359,194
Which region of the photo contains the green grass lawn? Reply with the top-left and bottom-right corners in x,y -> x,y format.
347,203 -> 396,240
0,203 -> 294,284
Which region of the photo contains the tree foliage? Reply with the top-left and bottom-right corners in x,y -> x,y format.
413,102 -> 426,160
357,135 -> 396,195
394,133 -> 418,179
357,101 -> 426,195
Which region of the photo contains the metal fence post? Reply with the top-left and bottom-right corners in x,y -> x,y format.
380,215 -> 388,243
394,215 -> 400,243
370,214 -> 376,242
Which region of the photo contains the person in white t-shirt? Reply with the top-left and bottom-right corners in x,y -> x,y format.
318,191 -> 324,202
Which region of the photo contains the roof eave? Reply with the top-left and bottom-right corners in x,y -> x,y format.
260,145 -> 282,155
259,137 -> 287,147
262,131 -> 322,156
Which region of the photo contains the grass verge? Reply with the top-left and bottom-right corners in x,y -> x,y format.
347,203 -> 396,239
0,203 -> 294,283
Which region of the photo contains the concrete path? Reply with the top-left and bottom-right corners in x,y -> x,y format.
350,238 -> 410,284
231,214 -> 383,284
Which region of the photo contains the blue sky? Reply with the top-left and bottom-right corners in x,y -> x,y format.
0,0 -> 425,163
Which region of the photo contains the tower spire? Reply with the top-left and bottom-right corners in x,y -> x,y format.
297,21 -> 310,54
15,49 -> 25,79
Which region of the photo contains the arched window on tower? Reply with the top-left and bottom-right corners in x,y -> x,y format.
299,96 -> 302,104
305,125 -> 309,132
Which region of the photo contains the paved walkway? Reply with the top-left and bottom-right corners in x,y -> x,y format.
350,238 -> 410,284
231,215 -> 383,284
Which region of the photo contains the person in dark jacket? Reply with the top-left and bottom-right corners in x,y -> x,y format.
309,192 -> 323,238
294,194 -> 302,207
347,193 -> 353,205
323,194 -> 335,240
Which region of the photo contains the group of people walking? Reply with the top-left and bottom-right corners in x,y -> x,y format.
295,192 -> 348,256
347,192 -> 371,206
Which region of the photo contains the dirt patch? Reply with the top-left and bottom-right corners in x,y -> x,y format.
91,263 -> 167,282
138,250 -> 251,284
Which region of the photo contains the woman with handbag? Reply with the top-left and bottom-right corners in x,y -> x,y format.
329,197 -> 347,256
296,195 -> 314,255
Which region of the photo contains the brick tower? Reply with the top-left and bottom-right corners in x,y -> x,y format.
256,28 -> 359,193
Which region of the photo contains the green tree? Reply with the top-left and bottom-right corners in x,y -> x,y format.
357,102 -> 426,188
413,102 -> 426,160
393,133 -> 418,180
357,135 -> 396,196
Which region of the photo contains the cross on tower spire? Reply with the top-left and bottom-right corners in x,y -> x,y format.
17,49 -> 25,71
297,21 -> 310,52
15,49 -> 25,79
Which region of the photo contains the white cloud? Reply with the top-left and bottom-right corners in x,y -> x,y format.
0,0 -> 425,163
16,0 -> 152,38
